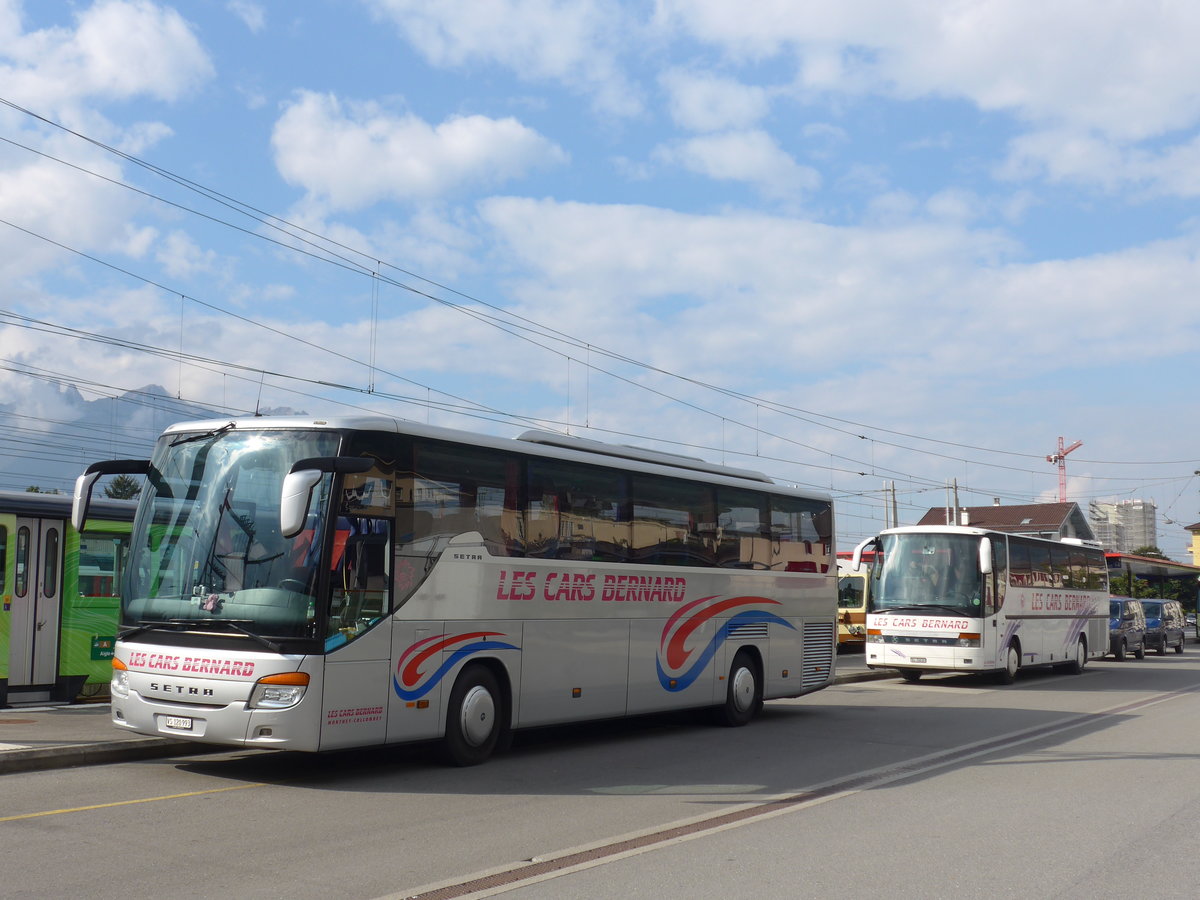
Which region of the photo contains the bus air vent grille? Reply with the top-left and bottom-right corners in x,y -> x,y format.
727,622 -> 768,640
801,621 -> 835,689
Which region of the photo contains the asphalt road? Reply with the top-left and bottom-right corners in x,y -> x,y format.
5,650 -> 1200,900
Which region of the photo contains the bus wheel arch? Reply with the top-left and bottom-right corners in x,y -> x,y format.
995,640 -> 1020,685
443,661 -> 510,766
714,648 -> 763,727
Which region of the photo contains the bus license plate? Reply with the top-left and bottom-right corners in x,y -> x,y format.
164,716 -> 193,731
909,657 -> 927,663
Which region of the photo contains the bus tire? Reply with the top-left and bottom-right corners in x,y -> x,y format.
899,669 -> 923,683
1067,638 -> 1087,675
444,664 -> 504,767
714,650 -> 761,727
995,642 -> 1020,685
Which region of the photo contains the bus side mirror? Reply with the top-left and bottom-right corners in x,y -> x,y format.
280,469 -> 323,538
979,540 -> 993,575
280,456 -> 374,538
73,459 -> 150,531
851,537 -> 874,572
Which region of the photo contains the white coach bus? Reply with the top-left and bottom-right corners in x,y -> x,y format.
855,526 -> 1108,683
73,416 -> 837,764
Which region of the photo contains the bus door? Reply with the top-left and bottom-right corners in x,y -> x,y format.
9,517 -> 63,688
319,514 -> 393,750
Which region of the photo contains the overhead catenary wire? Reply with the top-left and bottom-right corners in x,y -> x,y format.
1,98 -> 1195,555
2,96 -> 1194,471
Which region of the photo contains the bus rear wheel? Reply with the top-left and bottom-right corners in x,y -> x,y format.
444,664 -> 505,767
995,643 -> 1020,685
1067,638 -> 1087,674
714,650 -> 761,727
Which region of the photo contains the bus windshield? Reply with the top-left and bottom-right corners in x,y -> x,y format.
873,532 -> 983,615
124,428 -> 341,638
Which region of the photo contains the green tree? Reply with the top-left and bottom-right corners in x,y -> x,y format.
103,474 -> 142,500
1131,545 -> 1167,559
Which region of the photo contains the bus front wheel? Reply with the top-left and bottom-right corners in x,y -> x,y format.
444,664 -> 505,767
714,650 -> 762,727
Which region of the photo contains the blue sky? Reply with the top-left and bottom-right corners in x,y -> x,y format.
2,0 -> 1200,558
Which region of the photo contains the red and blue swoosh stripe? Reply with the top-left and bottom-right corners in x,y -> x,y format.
657,596 -> 794,691
393,631 -> 519,700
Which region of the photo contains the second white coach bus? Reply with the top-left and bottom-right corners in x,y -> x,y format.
855,525 -> 1109,683
74,416 -> 837,764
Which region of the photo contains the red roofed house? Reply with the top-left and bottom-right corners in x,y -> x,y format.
915,502 -> 1098,543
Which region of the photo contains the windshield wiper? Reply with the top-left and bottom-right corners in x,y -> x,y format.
121,617 -> 281,652
193,619 -> 282,653
170,421 -> 235,447
120,620 -> 190,640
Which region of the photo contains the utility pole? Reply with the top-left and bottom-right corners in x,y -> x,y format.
1046,436 -> 1083,502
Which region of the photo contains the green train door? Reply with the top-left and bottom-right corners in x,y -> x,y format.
9,516 -> 64,694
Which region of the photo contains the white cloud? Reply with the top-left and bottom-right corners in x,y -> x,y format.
271,91 -> 568,211
156,230 -> 216,279
660,69 -> 770,132
1001,128 -> 1200,199
657,1 -> 1200,138
363,0 -> 642,115
227,1 -> 265,33
654,130 -> 820,199
0,150 -> 142,280
0,0 -> 213,113
654,0 -> 1200,198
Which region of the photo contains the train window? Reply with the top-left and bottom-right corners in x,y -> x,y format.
43,527 -> 59,596
15,525 -> 29,597
0,525 -> 6,594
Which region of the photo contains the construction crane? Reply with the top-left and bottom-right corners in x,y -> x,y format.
1046,437 -> 1083,502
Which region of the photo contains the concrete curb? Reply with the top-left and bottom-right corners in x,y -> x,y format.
834,668 -> 896,685
0,738 -> 215,776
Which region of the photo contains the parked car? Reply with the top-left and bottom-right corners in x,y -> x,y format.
1108,597 -> 1147,660
1140,599 -> 1186,655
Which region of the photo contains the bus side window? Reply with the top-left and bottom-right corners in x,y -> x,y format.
988,536 -> 1007,613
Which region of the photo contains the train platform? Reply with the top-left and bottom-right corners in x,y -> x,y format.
0,659 -> 890,775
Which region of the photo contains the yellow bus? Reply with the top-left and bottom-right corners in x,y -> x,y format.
836,554 -> 869,650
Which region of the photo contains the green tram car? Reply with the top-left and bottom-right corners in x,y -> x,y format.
0,490 -> 136,707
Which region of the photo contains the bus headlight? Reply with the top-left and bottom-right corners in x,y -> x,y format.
956,633 -> 982,648
248,672 -> 310,709
111,657 -> 130,698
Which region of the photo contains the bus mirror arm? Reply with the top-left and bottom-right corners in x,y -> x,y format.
72,458 -> 151,531
850,537 -> 875,572
280,456 -> 374,538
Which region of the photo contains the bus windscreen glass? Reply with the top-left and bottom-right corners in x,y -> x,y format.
124,428 -> 340,637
